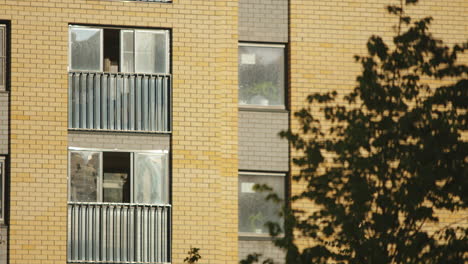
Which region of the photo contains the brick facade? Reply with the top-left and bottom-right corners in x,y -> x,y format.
289,0 -> 468,248
0,0 -> 238,263
238,239 -> 285,264
0,0 -> 465,263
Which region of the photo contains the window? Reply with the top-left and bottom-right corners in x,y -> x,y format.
69,149 -> 169,204
67,149 -> 171,263
238,43 -> 285,107
0,156 -> 5,223
238,172 -> 285,235
69,26 -> 170,74
0,24 -> 6,90
67,25 -> 172,132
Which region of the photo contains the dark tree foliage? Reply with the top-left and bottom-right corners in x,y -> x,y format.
243,0 -> 467,263
184,247 -> 202,264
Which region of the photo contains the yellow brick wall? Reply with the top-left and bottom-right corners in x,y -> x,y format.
289,0 -> 468,248
2,0 -> 466,262
0,0 -> 239,263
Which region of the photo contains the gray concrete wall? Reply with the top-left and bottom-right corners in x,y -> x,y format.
239,110 -> 288,172
239,239 -> 285,264
68,131 -> 170,151
239,0 -> 288,43
0,92 -> 8,154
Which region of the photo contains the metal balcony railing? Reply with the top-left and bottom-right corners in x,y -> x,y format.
67,202 -> 171,264
68,72 -> 171,132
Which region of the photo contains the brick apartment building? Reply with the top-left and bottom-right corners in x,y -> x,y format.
0,0 -> 466,263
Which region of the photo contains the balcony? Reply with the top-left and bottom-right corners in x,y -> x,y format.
67,202 -> 171,264
68,72 -> 171,133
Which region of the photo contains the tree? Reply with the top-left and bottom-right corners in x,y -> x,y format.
184,247 -> 202,264
244,0 -> 468,263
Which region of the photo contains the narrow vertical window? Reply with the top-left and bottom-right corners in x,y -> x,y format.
0,156 -> 5,222
69,151 -> 101,202
0,24 -> 6,90
103,152 -> 131,203
120,30 -> 135,73
134,152 -> 169,204
103,29 -> 120,72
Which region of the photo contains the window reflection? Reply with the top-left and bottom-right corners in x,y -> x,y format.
70,152 -> 100,202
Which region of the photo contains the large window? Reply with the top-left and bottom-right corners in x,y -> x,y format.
69,26 -> 170,74
238,43 -> 285,108
0,156 -> 5,223
67,149 -> 171,263
0,24 -> 6,90
238,172 -> 285,235
69,149 -> 169,204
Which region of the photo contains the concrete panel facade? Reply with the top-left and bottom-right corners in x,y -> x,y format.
239,110 -> 289,172
68,131 -> 170,151
239,0 -> 288,43
239,239 -> 285,264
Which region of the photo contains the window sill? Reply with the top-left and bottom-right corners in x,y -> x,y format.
68,128 -> 172,134
239,105 -> 288,113
238,233 -> 284,241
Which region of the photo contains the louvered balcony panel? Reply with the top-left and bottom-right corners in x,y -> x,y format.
69,72 -> 171,133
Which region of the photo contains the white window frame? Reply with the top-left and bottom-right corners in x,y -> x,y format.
238,171 -> 286,237
68,147 -> 170,205
68,25 -> 170,74
238,43 -> 286,110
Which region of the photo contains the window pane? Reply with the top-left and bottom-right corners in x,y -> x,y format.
0,160 -> 3,220
121,30 -> 135,73
239,46 -> 285,107
0,58 -> 3,87
70,27 -> 101,71
0,27 -> 3,55
239,174 -> 285,234
0,26 -> 4,89
135,31 -> 167,73
103,29 -> 120,73
103,152 -> 131,203
70,151 -> 100,202
134,153 -> 168,204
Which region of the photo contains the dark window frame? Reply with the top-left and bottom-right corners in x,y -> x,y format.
0,156 -> 5,223
68,148 -> 170,205
238,42 -> 288,110
0,22 -> 8,91
68,25 -> 170,74
238,171 -> 286,237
